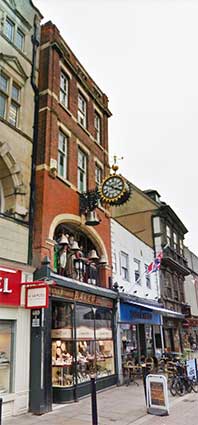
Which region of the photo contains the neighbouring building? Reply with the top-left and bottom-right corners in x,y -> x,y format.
30,21 -> 116,414
111,218 -> 165,383
0,0 -> 42,418
182,247 -> 198,348
112,186 -> 189,355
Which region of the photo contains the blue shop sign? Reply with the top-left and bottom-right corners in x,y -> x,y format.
120,303 -> 161,325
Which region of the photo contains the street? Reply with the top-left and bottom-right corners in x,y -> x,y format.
3,383 -> 198,425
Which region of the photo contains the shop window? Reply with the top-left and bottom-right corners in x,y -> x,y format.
51,302 -> 73,388
95,308 -> 114,378
76,305 -> 95,383
134,258 -> 141,284
51,302 -> 115,389
0,321 -> 15,394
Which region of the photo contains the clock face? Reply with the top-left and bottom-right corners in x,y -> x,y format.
101,175 -> 125,201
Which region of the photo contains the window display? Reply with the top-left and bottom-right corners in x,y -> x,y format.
51,301 -> 115,389
51,339 -> 73,387
0,321 -> 14,394
96,340 -> 115,378
76,340 -> 95,383
52,302 -> 73,387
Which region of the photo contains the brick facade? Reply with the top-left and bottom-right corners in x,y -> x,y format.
34,21 -> 112,288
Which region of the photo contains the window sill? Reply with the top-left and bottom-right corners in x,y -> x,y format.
1,32 -> 31,66
0,116 -> 32,142
57,175 -> 78,191
59,101 -> 73,117
77,121 -> 91,137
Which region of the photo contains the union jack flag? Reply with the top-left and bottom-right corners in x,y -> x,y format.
147,251 -> 163,274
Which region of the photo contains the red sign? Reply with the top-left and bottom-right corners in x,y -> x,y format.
0,267 -> 22,306
25,285 -> 49,309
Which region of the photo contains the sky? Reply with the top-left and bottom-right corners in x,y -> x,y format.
35,0 -> 198,254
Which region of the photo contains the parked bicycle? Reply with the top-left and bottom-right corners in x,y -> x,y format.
169,362 -> 198,396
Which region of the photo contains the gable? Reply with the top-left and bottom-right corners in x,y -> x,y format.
0,53 -> 28,81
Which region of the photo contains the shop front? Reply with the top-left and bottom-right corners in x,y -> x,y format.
29,268 -> 117,414
0,265 -> 32,418
119,301 -> 163,362
163,317 -> 184,354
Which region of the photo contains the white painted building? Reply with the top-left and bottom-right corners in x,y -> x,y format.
111,218 -> 159,300
111,219 -> 164,384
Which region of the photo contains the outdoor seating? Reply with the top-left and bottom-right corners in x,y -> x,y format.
123,360 -> 141,386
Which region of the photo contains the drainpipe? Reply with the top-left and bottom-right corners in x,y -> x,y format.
28,15 -> 40,265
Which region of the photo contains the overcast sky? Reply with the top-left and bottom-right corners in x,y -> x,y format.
35,0 -> 198,254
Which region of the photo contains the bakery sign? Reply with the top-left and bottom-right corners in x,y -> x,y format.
25,284 -> 49,309
0,267 -> 22,306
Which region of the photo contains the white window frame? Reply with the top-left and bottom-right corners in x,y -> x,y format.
179,239 -> 184,256
58,131 -> 68,179
134,258 -> 141,285
173,232 -> 178,251
0,72 -> 21,127
145,264 -> 151,289
4,17 -> 15,42
78,92 -> 87,128
112,251 -> 117,274
94,111 -> 101,144
120,251 -> 129,281
60,71 -> 69,108
95,164 -> 102,186
15,27 -> 25,51
166,224 -> 171,246
77,149 -> 87,192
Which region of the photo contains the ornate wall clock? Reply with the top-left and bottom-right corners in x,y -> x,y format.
98,174 -> 131,206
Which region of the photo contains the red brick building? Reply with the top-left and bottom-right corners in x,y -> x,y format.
30,21 -> 117,412
34,21 -> 112,287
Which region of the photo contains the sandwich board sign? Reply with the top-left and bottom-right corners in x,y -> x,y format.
186,359 -> 197,380
146,374 -> 169,416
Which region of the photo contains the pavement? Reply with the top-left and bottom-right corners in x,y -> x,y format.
3,381 -> 198,425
